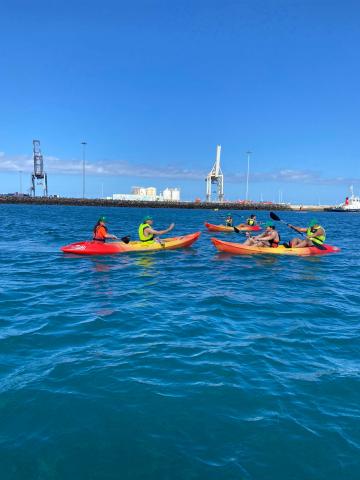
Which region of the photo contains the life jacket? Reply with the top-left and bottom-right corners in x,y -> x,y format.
247,218 -> 255,226
306,226 -> 326,245
138,223 -> 154,242
93,224 -> 107,242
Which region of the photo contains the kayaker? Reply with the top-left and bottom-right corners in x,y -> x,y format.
225,213 -> 233,227
246,214 -> 257,226
138,216 -> 175,243
243,222 -> 280,247
288,219 -> 326,248
93,216 -> 118,242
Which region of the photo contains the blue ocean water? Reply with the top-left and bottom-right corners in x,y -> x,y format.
0,204 -> 359,480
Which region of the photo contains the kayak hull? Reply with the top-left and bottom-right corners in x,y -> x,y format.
205,222 -> 261,232
61,232 -> 201,255
211,238 -> 341,256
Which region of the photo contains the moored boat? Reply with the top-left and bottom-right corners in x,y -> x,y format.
325,186 -> 360,212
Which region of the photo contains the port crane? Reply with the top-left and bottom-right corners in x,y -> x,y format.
205,144 -> 224,202
30,140 -> 48,197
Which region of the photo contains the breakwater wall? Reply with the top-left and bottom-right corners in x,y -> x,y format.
0,196 -> 291,211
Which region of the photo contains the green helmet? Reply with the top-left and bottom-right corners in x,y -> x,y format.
143,215 -> 153,222
226,212 -> 232,216
98,216 -> 107,222
264,221 -> 275,228
309,218 -> 319,227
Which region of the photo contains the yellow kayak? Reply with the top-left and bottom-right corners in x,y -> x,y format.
61,232 -> 201,255
211,237 -> 340,256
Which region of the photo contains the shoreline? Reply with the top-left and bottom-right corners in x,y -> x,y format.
0,196 -> 333,211
0,196 -> 291,210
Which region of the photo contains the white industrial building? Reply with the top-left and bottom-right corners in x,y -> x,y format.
110,186 -> 180,202
131,186 -> 157,200
161,188 -> 180,201
111,193 -> 155,201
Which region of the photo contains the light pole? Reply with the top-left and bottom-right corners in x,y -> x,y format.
81,141 -> 87,198
245,151 -> 251,202
19,170 -> 23,195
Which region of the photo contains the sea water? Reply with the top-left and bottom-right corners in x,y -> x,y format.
0,204 -> 359,480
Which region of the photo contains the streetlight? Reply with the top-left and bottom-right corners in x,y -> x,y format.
19,170 -> 23,195
81,141 -> 87,198
245,151 -> 251,201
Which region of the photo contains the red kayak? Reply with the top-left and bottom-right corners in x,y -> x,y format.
205,222 -> 261,233
61,232 -> 201,255
211,238 -> 341,256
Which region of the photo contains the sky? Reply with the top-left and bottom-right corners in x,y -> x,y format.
1,0 -> 360,203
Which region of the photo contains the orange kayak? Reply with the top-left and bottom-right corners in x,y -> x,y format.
205,222 -> 261,233
211,237 -> 340,256
61,232 -> 201,255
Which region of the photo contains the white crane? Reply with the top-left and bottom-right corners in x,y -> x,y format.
30,140 -> 48,197
205,144 -> 224,202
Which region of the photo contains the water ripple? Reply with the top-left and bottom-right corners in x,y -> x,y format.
0,205 -> 359,480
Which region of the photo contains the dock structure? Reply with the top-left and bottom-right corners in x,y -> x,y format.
205,144 -> 224,202
30,140 -> 48,197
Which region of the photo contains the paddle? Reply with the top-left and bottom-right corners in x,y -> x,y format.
270,212 -> 302,233
120,236 -> 131,244
233,226 -> 249,234
107,235 -> 130,244
269,212 -> 326,250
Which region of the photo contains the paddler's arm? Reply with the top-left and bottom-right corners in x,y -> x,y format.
254,233 -> 273,242
288,224 -> 307,233
145,223 -> 175,236
105,233 -> 118,239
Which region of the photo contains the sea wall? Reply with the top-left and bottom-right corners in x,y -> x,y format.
0,195 -> 291,210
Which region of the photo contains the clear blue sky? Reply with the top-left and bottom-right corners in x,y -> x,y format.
1,0 -> 359,203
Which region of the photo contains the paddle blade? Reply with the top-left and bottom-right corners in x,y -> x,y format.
313,242 -> 327,250
233,227 -> 247,235
270,211 -> 281,221
121,236 -> 131,244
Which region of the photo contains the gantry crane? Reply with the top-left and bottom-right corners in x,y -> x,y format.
30,140 -> 48,197
205,144 -> 224,202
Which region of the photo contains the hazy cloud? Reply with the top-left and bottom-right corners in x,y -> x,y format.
0,153 -> 204,180
0,153 -> 358,186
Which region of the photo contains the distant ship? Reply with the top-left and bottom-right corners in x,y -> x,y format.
325,186 -> 360,212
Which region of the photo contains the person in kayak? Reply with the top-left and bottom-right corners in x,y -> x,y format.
288,219 -> 326,248
138,216 -> 175,243
243,222 -> 280,247
246,214 -> 257,226
236,214 -> 257,229
225,213 -> 233,227
93,216 -> 118,242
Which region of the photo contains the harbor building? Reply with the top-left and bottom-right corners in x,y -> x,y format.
161,188 -> 180,201
110,186 -> 180,202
